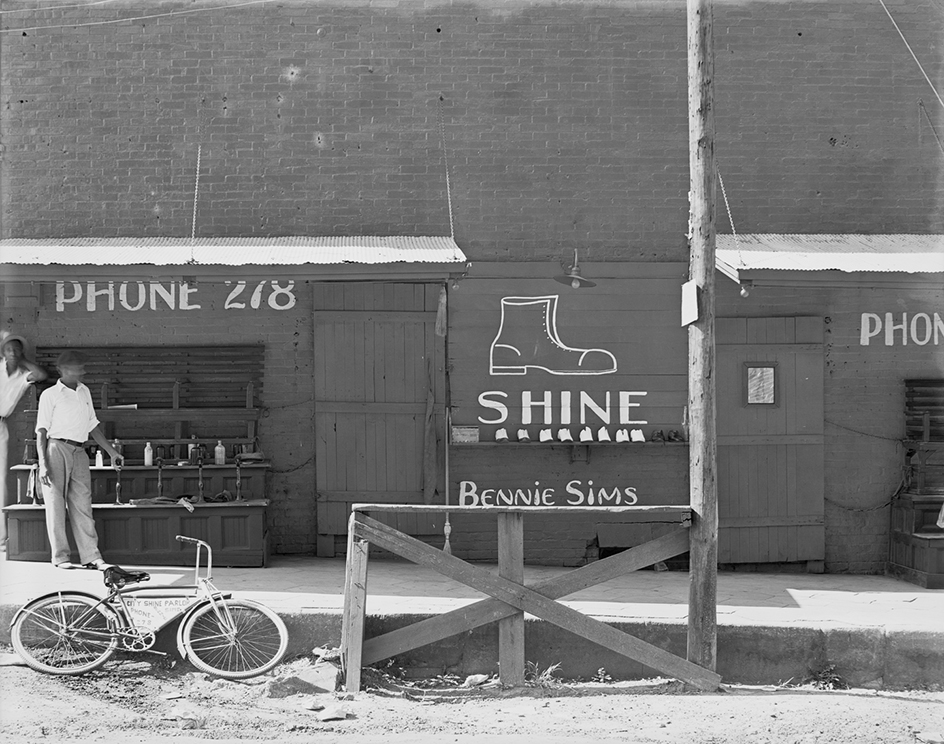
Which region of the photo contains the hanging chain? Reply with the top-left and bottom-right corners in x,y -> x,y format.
437,96 -> 455,240
717,168 -> 742,266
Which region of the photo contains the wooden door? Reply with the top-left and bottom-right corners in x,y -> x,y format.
313,283 -> 445,557
716,317 -> 825,567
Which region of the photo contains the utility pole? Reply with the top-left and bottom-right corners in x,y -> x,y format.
686,0 -> 718,672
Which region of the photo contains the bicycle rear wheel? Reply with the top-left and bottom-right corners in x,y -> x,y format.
11,593 -> 118,675
181,599 -> 287,679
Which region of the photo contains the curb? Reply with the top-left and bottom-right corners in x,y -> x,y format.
4,604 -> 939,689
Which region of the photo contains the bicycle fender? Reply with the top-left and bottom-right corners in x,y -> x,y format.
175,593 -> 233,660
10,590 -> 111,628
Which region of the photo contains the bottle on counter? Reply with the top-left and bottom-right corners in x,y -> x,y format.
188,435 -> 198,464
112,438 -> 123,456
144,442 -> 154,467
95,448 -> 105,468
214,440 -> 226,465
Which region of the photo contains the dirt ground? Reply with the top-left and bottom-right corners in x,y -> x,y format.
1,649 -> 942,744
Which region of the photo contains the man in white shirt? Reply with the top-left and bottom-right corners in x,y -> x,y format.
1,331 -> 48,550
36,350 -> 123,569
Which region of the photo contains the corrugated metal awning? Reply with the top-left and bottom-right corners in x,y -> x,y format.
716,234 -> 944,282
0,236 -> 466,267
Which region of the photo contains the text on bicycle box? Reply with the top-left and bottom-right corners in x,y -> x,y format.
122,596 -> 196,632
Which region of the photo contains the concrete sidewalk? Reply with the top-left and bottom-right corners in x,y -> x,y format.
1,553 -> 942,688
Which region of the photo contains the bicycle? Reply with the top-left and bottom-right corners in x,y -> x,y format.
10,535 -> 288,679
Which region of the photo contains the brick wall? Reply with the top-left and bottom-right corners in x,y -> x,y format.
1,0 -> 942,567
1,0 -> 941,256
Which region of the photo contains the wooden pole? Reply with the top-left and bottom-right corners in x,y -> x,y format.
686,0 -> 718,672
497,511 -> 525,686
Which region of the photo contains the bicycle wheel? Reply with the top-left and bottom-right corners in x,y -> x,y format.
11,593 -> 118,675
181,599 -> 287,679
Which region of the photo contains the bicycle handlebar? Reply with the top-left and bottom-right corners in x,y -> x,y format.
175,535 -> 207,547
175,535 -> 214,580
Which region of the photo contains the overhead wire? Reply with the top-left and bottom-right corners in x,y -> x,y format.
0,0 -> 126,13
877,0 -> 944,111
918,100 -> 944,157
0,0 -> 281,33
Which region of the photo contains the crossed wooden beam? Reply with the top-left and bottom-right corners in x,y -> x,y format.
341,505 -> 721,693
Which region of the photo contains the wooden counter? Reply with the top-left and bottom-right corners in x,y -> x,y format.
4,463 -> 270,567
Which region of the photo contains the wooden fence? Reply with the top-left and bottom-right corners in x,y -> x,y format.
340,504 -> 721,692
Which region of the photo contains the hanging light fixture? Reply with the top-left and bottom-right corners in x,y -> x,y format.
554,249 -> 596,289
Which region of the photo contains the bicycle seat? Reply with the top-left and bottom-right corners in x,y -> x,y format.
103,566 -> 150,588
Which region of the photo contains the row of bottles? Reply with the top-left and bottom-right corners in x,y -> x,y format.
24,437 -> 244,466
95,438 -> 228,466
183,436 -> 227,465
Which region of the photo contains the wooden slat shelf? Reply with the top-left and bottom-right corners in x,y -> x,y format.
451,441 -> 688,447
24,407 -> 260,420
4,499 -> 269,510
32,345 -> 264,410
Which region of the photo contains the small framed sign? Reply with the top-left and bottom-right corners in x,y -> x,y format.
451,426 -> 480,443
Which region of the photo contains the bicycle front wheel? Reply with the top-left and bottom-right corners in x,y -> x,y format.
181,599 -> 287,679
11,593 -> 118,675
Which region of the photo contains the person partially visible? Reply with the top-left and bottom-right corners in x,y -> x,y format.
35,350 -> 122,569
0,331 -> 48,550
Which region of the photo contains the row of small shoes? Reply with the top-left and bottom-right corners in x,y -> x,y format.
494,427 -> 686,443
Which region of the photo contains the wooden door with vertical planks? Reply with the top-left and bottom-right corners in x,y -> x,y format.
716,317 -> 825,567
313,283 -> 445,557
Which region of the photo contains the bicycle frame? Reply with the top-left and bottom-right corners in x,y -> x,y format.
10,535 -> 235,655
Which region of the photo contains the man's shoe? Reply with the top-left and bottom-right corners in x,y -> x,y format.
667,430 -> 686,442
84,560 -> 114,571
650,430 -> 666,443
615,429 -> 630,443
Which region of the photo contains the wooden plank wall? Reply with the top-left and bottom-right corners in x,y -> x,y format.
313,283 -> 445,549
716,317 -> 825,564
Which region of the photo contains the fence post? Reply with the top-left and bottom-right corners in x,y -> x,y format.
497,511 -> 525,685
343,537 -> 370,692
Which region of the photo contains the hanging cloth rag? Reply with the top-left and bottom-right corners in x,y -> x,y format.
25,464 -> 41,504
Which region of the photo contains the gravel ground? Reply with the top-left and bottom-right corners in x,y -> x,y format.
1,650 -> 942,744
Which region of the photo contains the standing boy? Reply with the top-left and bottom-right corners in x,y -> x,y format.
1,331 -> 48,549
36,350 -> 123,569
